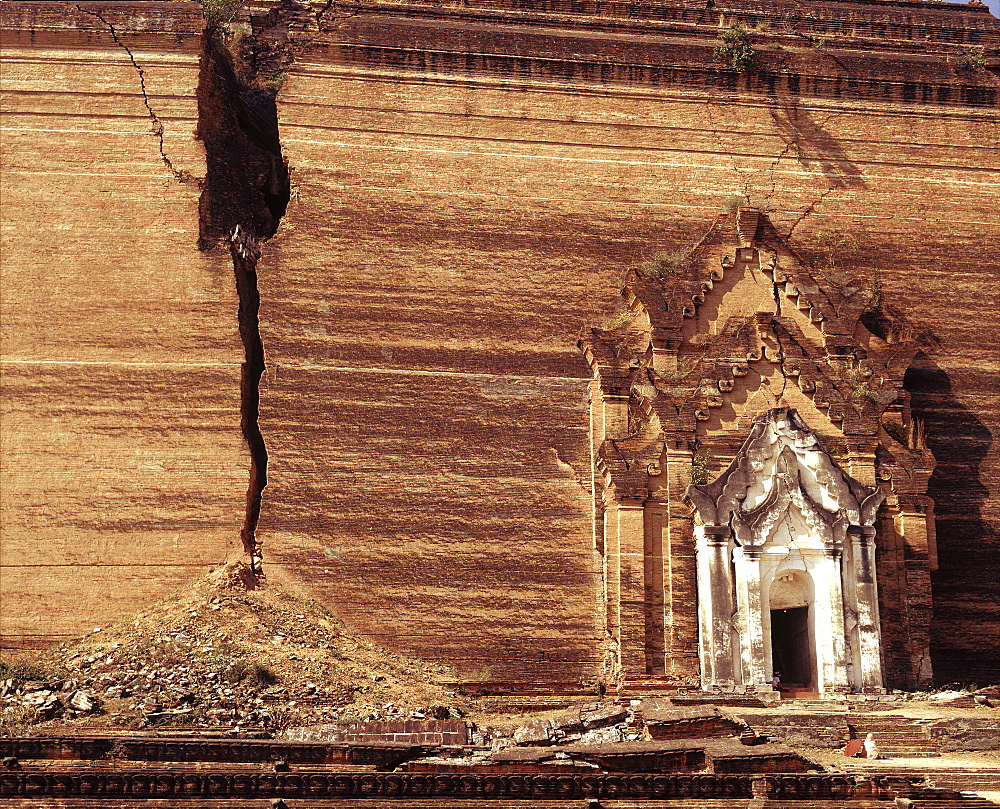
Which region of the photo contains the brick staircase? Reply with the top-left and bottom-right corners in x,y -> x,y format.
847,715 -> 940,758
927,770 -> 1000,794
842,764 -> 1000,807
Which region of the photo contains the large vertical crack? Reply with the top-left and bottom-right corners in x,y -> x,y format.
230,226 -> 269,579
196,27 -> 290,582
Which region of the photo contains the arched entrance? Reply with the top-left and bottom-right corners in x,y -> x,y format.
768,570 -> 814,688
690,408 -> 888,695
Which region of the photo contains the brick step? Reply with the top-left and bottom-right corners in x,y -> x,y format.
931,775 -> 1000,790
855,740 -> 938,748
881,749 -> 941,754
847,767 -> 1000,792
850,731 -> 933,739
850,728 -> 932,735
475,694 -> 599,712
0,801 -> 904,809
873,739 -> 936,745
670,695 -> 771,708
851,726 -> 930,732
872,746 -> 941,752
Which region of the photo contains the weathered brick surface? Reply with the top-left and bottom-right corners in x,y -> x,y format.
0,2 -> 245,649
259,0 -> 1000,685
1,0 -> 998,690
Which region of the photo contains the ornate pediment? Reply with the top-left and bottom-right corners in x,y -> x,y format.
579,206 -> 934,501
582,207 -> 938,693
687,408 -> 886,548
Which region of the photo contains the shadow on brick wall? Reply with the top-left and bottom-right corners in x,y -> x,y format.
904,352 -> 998,686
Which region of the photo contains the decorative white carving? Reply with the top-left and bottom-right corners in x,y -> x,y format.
688,408 -> 886,695
687,408 -> 885,546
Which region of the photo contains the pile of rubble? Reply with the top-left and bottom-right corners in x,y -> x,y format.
0,564 -> 473,734
0,680 -> 101,722
510,703 -> 635,745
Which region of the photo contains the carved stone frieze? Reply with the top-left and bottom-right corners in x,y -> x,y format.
687,409 -> 886,551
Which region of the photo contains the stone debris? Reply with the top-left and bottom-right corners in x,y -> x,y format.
512,702 -> 641,746
0,566 -> 472,734
2,681 -> 104,722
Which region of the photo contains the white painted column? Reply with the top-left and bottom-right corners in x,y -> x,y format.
814,547 -> 850,693
852,526 -> 884,692
734,546 -> 767,689
696,526 -> 736,688
604,499 -> 621,663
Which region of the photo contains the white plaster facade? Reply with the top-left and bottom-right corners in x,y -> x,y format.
689,408 -> 885,695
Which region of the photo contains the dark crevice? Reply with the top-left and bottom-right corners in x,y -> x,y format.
76,5 -> 188,182
230,227 -> 269,580
197,31 -> 288,246
196,29 -> 291,582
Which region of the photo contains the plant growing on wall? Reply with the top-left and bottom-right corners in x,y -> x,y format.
687,452 -> 713,485
812,230 -> 861,284
601,306 -> 636,330
642,248 -> 687,278
955,46 -> 987,71
882,420 -> 909,446
200,0 -> 243,25
867,266 -> 883,312
724,195 -> 745,212
715,24 -> 756,73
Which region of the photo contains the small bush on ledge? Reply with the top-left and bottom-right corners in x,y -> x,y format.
688,452 -> 713,486
955,46 -> 987,72
715,24 -> 756,73
642,249 -> 687,278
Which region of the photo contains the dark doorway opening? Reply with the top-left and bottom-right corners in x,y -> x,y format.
770,606 -> 812,687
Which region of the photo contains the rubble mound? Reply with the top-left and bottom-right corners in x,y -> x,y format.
0,563 -> 474,735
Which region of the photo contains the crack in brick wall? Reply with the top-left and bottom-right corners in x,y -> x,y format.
75,5 -> 190,183
196,25 -> 291,579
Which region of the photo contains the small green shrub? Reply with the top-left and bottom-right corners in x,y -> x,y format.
0,704 -> 41,734
661,358 -> 697,382
642,249 -> 686,278
815,231 -> 859,253
225,659 -> 277,686
813,231 -> 861,281
868,268 -> 883,312
882,420 -> 909,446
687,452 -> 713,485
255,70 -> 288,94
715,25 -> 756,73
200,0 -> 243,25
845,367 -> 873,400
823,440 -> 848,458
724,195 -> 745,212
0,659 -> 58,681
956,46 -> 986,71
601,308 -> 635,330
